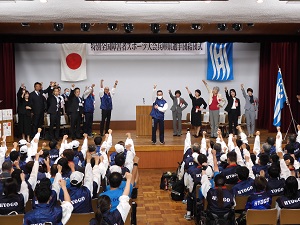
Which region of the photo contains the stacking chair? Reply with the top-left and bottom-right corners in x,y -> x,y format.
66,213 -> 95,225
279,208 -> 300,225
246,208 -> 278,225
0,214 -> 24,225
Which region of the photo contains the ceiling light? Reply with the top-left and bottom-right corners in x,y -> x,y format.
81,23 -> 91,32
53,23 -> 64,31
256,0 -> 263,3
150,23 -> 160,34
167,23 -> 177,33
191,24 -> 202,30
40,0 -> 47,3
217,23 -> 227,31
108,23 -> 118,31
123,23 -> 134,33
232,23 -> 242,31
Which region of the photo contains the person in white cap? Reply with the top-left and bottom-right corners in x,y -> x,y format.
110,133 -> 136,173
8,128 -> 42,171
63,152 -> 94,213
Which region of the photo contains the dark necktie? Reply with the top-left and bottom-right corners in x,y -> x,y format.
249,96 -> 254,104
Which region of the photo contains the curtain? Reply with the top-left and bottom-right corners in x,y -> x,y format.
258,42 -> 300,133
0,43 -> 16,113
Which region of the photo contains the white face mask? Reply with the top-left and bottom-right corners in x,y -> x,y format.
157,96 -> 163,99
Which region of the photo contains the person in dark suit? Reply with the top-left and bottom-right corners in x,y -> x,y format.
186,87 -> 207,137
47,87 -> 61,141
29,82 -> 51,137
225,87 -> 241,135
168,89 -> 188,136
68,84 -> 84,140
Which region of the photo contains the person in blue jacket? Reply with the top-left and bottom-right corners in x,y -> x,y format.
83,84 -> 95,138
23,176 -> 73,225
245,175 -> 272,210
150,84 -> 168,145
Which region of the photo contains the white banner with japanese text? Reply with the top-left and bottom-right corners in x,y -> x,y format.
87,43 -> 206,55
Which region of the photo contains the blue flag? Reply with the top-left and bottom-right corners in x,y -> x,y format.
207,42 -> 233,81
273,70 -> 286,127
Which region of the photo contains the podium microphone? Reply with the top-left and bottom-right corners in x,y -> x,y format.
143,98 -> 145,105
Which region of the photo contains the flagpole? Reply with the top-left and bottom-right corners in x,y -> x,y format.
279,68 -> 298,139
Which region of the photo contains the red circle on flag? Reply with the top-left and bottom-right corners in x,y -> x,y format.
66,53 -> 82,70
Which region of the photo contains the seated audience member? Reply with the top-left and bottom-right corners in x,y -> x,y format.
184,153 -> 214,220
21,151 -> 44,199
94,136 -> 103,155
266,136 -> 276,155
267,165 -> 285,196
23,179 -> 73,225
32,178 -> 58,209
202,173 -> 235,223
60,152 -> 94,213
0,172 -> 28,215
232,166 -> 254,196
252,153 -> 270,178
222,151 -> 239,185
276,176 -> 300,215
90,172 -> 132,225
284,154 -> 297,176
49,140 -> 59,166
70,133 -> 88,167
101,156 -> 139,212
178,136 -> 200,181
245,175 -> 272,210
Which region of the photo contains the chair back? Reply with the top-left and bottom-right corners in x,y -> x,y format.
92,198 -> 98,213
235,196 -> 249,211
246,208 -> 278,225
0,214 -> 24,225
271,196 -> 279,209
66,213 -> 95,225
280,208 -> 300,225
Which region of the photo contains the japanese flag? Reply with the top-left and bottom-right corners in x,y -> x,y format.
61,43 -> 87,81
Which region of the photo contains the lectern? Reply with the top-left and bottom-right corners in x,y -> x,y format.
136,105 -> 152,136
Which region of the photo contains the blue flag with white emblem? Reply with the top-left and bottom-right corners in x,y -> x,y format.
273,70 -> 286,127
207,42 -> 233,81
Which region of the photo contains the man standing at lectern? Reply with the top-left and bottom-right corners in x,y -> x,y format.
150,85 -> 168,145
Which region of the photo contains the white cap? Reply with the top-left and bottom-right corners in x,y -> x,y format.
205,165 -> 214,179
71,140 -> 80,149
115,144 -> 124,153
18,139 -> 27,146
220,154 -> 227,162
20,145 -> 28,154
109,165 -> 122,174
70,171 -> 84,185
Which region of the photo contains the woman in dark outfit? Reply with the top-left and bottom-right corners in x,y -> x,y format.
18,88 -> 32,142
224,87 -> 241,135
186,87 -> 207,137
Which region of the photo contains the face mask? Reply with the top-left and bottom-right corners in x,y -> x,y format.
66,92 -> 70,96
157,96 -> 163,99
